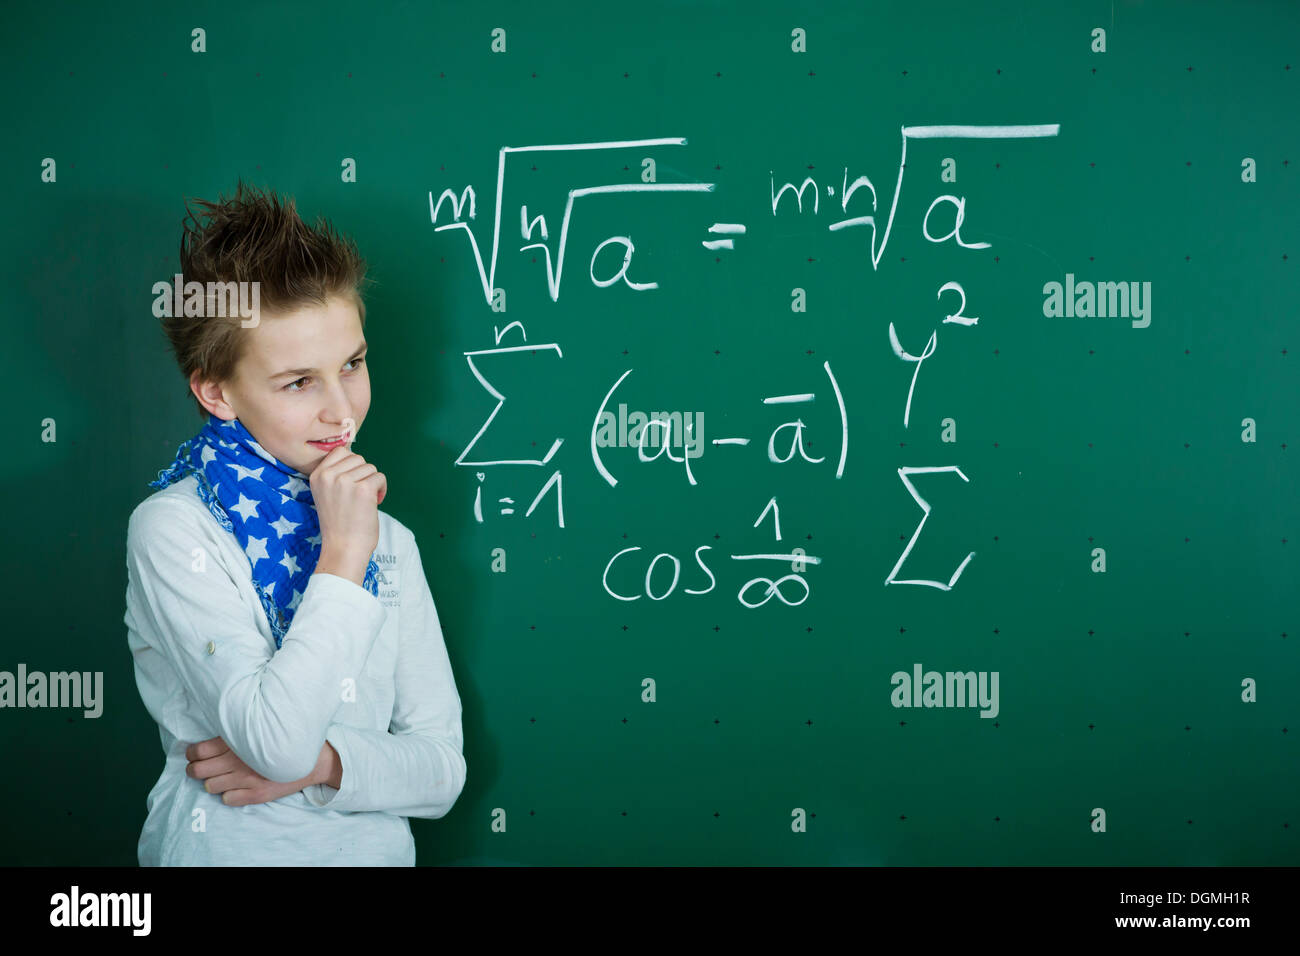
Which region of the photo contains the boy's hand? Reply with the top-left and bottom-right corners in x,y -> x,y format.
310,443 -> 386,561
185,735 -> 320,806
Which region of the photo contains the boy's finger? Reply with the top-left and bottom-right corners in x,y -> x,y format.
185,737 -> 227,761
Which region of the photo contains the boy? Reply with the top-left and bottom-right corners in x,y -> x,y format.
125,182 -> 465,865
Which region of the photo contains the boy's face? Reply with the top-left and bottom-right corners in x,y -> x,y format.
191,295 -> 370,477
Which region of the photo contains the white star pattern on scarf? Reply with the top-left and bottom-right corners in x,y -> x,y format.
230,494 -> 261,522
245,536 -> 270,565
269,515 -> 301,538
230,462 -> 265,483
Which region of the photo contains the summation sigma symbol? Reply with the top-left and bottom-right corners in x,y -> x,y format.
431,125 -> 1060,607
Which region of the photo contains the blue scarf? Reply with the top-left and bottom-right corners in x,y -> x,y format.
149,413 -> 380,649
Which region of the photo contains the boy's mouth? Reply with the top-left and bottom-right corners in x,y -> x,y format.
308,434 -> 347,449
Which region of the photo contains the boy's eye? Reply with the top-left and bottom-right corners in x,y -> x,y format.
284,357 -> 364,392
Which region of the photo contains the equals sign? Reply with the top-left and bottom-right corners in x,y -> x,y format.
703,223 -> 746,250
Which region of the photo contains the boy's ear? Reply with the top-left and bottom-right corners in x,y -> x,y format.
190,371 -> 236,421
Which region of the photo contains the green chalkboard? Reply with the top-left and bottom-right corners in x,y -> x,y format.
1,0 -> 1297,866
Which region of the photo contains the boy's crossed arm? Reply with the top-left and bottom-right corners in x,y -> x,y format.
127,496 -> 386,785
168,527 -> 466,819
184,735 -> 340,806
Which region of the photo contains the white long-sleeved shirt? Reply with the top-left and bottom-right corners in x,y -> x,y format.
124,472 -> 466,866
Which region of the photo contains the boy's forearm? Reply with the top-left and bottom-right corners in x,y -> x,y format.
325,742 -> 342,789
308,740 -> 343,790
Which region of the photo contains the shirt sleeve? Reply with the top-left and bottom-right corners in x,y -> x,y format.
125,495 -> 389,783
301,531 -> 466,818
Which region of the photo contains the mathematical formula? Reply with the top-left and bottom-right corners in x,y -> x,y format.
431,124 -> 1060,607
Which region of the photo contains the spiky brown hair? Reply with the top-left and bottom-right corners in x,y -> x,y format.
162,180 -> 372,417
